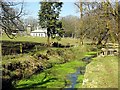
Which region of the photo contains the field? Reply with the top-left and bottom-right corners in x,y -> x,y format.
1,34 -> 81,45
1,35 -> 118,89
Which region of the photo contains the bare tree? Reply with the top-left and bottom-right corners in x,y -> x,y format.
74,1 -> 119,45
0,0 -> 25,39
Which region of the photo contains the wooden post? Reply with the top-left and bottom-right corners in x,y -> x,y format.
20,43 -> 22,53
35,45 -> 37,51
47,36 -> 50,47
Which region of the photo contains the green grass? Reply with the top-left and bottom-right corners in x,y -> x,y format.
1,34 -> 47,43
2,54 -> 33,64
3,45 -> 90,89
75,75 -> 84,88
1,34 -> 80,45
16,60 -> 86,89
85,52 -> 97,55
82,56 -> 118,88
2,46 -> 88,89
1,34 -> 93,46
1,35 -> 101,88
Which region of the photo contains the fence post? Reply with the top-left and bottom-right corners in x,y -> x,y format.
20,43 -> 22,53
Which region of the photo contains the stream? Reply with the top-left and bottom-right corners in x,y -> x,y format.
67,67 -> 81,88
66,55 -> 96,89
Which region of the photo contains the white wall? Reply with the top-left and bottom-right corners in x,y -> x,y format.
30,32 -> 46,37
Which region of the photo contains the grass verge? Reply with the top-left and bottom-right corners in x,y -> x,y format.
82,56 -> 118,88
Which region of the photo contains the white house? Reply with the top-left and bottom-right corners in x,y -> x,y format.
30,26 -> 47,37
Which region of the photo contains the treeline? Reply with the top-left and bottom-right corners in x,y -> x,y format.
61,1 -> 120,45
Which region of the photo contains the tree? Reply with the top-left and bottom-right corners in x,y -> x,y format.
23,16 -> 38,31
61,15 -> 80,38
95,1 -> 119,45
74,1 -> 83,45
75,1 -> 119,45
74,1 -> 96,45
0,0 -> 24,39
38,0 -> 63,46
118,1 -> 120,44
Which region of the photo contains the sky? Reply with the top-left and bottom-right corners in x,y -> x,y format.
23,1 -> 80,19
8,0 -> 120,19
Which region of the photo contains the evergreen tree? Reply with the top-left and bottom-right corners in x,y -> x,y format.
38,0 -> 63,46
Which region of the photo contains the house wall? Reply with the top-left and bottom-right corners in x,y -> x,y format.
30,32 -> 46,37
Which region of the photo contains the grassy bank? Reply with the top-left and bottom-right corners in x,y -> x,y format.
2,45 -> 92,89
1,35 -> 119,89
82,56 -> 118,88
15,45 -> 96,89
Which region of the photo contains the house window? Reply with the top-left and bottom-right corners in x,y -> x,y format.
41,34 -> 43,37
39,33 -> 41,36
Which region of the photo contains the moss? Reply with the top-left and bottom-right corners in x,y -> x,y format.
16,60 -> 85,89
75,75 -> 84,88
